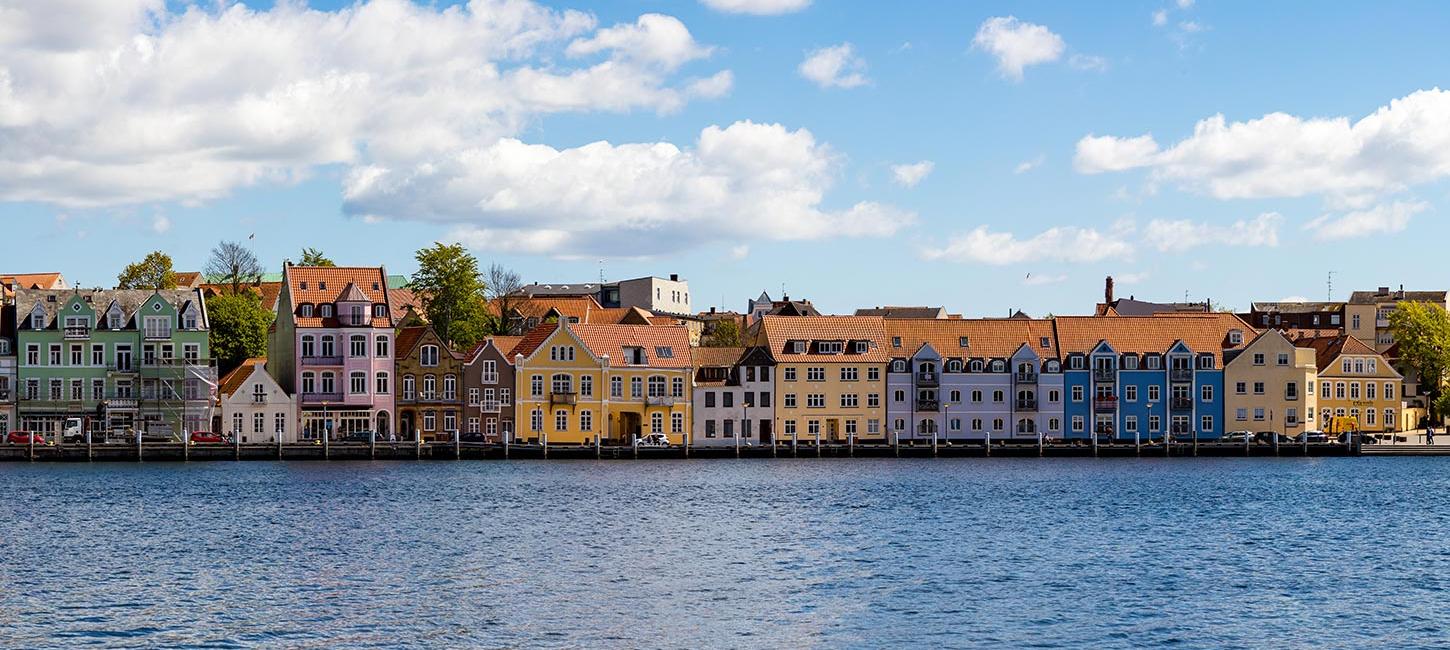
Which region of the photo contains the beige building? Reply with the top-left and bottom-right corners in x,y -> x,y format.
1224,330 -> 1317,435
1345,286 -> 1447,423
756,315 -> 890,443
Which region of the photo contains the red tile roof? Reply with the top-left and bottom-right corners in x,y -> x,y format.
173,271 -> 203,288
691,346 -> 745,368
219,358 -> 266,398
389,287 -> 422,323
508,322 -> 559,360
285,266 -> 391,328
1293,334 -> 1385,372
1053,313 -> 1252,360
570,324 -> 693,368
757,315 -> 891,362
884,318 -> 1058,359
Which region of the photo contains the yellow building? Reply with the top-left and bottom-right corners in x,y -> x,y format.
1295,334 -> 1402,434
756,315 -> 889,443
1345,287 -> 1447,424
1224,329 -> 1317,435
512,321 -> 692,445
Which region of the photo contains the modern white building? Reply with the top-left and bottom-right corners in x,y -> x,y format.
219,358 -> 298,443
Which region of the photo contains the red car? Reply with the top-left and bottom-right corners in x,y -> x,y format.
7,431 -> 44,445
189,431 -> 226,444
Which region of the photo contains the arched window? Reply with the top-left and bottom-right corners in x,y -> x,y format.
421,345 -> 440,367
375,335 -> 390,358
947,360 -> 961,372
320,335 -> 335,357
350,335 -> 367,358
301,372 -> 316,394
422,374 -> 437,399
970,360 -> 983,372
647,375 -> 667,398
320,371 -> 335,394
551,373 -> 573,395
443,374 -> 457,400
349,371 -> 367,395
375,371 -> 390,394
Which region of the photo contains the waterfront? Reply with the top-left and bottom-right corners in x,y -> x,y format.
2,459 -> 1448,648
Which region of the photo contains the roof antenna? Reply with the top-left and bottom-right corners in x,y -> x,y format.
598,259 -> 605,284
1327,270 -> 1335,302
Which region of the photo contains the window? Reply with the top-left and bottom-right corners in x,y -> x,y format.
319,304 -> 334,318
672,413 -> 684,434
531,409 -> 543,432
867,367 -> 879,381
1071,386 -> 1083,402
1125,416 -> 1138,433
91,379 -> 104,400
1201,385 -> 1213,401
1336,382 -> 1346,399
1366,409 -> 1377,426
422,375 -> 437,399
992,390 -> 1004,403
444,375 -> 457,400
1252,382 -> 1265,395
1252,353 -> 1265,366
866,393 -> 879,408
1125,385 -> 1137,402
232,413 -> 243,434
302,372 -> 316,394
468,388 -> 480,406
651,412 -> 664,433
530,375 -> 544,398
579,410 -> 593,432
840,367 -> 859,381
705,420 -> 717,438
580,376 -> 594,398
402,375 -> 416,400
807,367 -> 825,381
784,367 -> 797,381
1200,415 -> 1213,432
893,389 -> 905,403
350,335 -> 367,358
424,411 -> 437,431
1071,416 -> 1084,432
1367,382 -> 1376,400
480,360 -> 499,384
841,394 -> 858,408
274,412 -> 287,435
1350,382 -> 1361,400
672,377 -> 684,398
501,388 -> 511,404
1253,408 -> 1265,421
892,360 -> 906,373
784,393 -> 797,408
950,389 -> 961,403
375,335 -> 390,358
1286,382 -> 1299,400
807,394 -> 825,408
1236,408 -> 1248,421
375,372 -> 390,394
630,377 -> 643,399
610,377 -> 623,398
350,372 -> 367,394
1385,382 -> 1395,400
1049,389 -> 1060,402
421,345 -> 440,367
320,372 -> 335,394
49,344 -> 61,365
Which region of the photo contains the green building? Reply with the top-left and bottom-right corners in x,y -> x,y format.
13,288 -> 214,438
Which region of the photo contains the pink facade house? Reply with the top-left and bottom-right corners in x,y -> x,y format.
268,265 -> 396,440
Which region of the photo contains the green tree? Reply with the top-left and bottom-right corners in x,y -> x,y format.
1388,301 -> 1450,420
299,247 -> 336,267
205,240 -> 263,294
116,251 -> 177,290
208,291 -> 272,375
410,243 -> 490,350
705,319 -> 742,347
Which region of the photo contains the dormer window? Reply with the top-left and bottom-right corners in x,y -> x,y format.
300,304 -> 314,318
818,341 -> 844,354
1070,356 -> 1084,369
108,307 -> 123,330
959,336 -> 969,347
1147,355 -> 1161,370
970,359 -> 983,372
1039,337 -> 1050,349
623,346 -> 646,365
1124,356 -> 1139,370
30,305 -> 45,330
947,360 -> 962,372
1197,354 -> 1215,370
1228,330 -> 1244,345
320,304 -> 334,318
319,282 -> 327,291
373,304 -> 387,318
1045,360 -> 1060,372
182,306 -> 199,330
300,282 -> 308,290
372,282 -> 380,291
790,341 -> 805,354
853,341 -> 868,353
991,360 -> 1005,373
892,360 -> 906,372
891,336 -> 902,348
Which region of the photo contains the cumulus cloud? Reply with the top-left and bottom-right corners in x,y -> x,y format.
798,43 -> 869,89
891,161 -> 934,187
699,0 -> 811,15
1304,201 -> 1429,241
1073,89 -> 1450,204
972,16 -> 1065,81
347,121 -> 915,257
1014,155 -> 1045,174
151,214 -> 171,234
1141,212 -> 1283,252
0,0 -> 730,208
922,225 -> 1131,265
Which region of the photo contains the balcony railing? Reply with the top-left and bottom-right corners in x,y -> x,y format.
646,395 -> 676,407
300,392 -> 346,404
1169,368 -> 1193,383
64,326 -> 91,339
301,355 -> 344,366
105,398 -> 138,409
1015,372 -> 1037,384
481,373 -> 499,384
143,327 -> 173,340
1016,398 -> 1038,410
1092,368 -> 1116,382
1094,397 -> 1117,412
915,399 -> 939,411
481,400 -> 501,413
1376,318 -> 1390,328
1170,397 -> 1194,411
551,391 -> 577,405
916,371 -> 938,385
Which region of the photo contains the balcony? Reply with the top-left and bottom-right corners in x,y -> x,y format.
143,327 -> 173,341
481,400 -> 501,413
104,398 -> 138,410
551,391 -> 577,405
339,313 -> 370,327
1094,397 -> 1117,412
915,371 -> 938,386
301,355 -> 344,366
1169,368 -> 1193,383
108,363 -> 137,374
1016,398 -> 1038,410
1170,397 -> 1194,411
300,392 -> 346,405
63,326 -> 91,339
1015,372 -> 1038,384
1093,368 -> 1116,382
646,395 -> 676,407
1376,318 -> 1390,328
915,399 -> 939,411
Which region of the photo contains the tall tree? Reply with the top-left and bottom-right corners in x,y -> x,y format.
1388,301 -> 1450,421
205,240 -> 263,294
299,247 -> 336,267
411,243 -> 490,350
485,263 -> 523,335
705,319 -> 742,347
208,292 -> 272,376
116,251 -> 178,290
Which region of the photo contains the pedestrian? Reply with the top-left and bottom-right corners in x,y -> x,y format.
1428,426 -> 1435,446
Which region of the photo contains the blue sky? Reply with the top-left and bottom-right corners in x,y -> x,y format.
3,0 -> 1449,316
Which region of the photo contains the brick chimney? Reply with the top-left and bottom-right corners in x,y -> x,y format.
1105,276 -> 1115,305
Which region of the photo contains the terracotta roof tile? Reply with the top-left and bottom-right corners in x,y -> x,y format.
509,322 -> 559,360
219,358 -> 266,397
691,346 -> 745,368
758,315 -> 890,362
1053,313 -> 1252,361
570,324 -> 693,368
884,318 -> 1058,359
466,335 -> 525,364
285,266 -> 391,328
1293,334 -> 1384,371
388,287 -> 422,323
173,271 -> 204,288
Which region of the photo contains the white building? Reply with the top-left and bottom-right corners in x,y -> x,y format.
691,346 -> 776,446
219,358 -> 298,443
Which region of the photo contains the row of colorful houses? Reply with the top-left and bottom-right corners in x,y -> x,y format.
0,268 -> 1427,443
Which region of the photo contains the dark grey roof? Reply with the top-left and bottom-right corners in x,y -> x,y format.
516,283 -> 601,297
14,288 -> 207,330
1105,298 -> 1210,316
1347,289 -> 1447,305
854,306 -> 948,319
1249,301 -> 1344,313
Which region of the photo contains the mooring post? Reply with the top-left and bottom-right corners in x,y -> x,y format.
503,431 -> 510,460
792,430 -> 798,458
1092,431 -> 1098,458
136,429 -> 143,463
1037,430 -> 1043,457
815,429 -> 821,458
456,431 -> 461,460
596,434 -> 601,460
543,431 -> 549,460
848,429 -> 854,457
892,429 -> 899,458
985,429 -> 991,457
1135,429 -> 1141,456
29,432 -> 35,462
324,431 -> 330,460
931,430 -> 938,457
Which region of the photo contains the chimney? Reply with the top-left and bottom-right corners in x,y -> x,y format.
1105,276 -> 1115,305
709,306 -> 716,314
1398,284 -> 1405,299
1378,286 -> 1390,295
670,274 -> 679,281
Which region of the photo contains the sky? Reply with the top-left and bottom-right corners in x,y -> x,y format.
2,0 -> 1449,316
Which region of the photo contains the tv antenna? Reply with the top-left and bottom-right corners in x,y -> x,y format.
1327,271 -> 1335,302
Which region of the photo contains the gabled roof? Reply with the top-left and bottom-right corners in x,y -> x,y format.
1053,313 -> 1251,360
388,287 -> 422,323
1292,334 -> 1385,372
570,324 -> 692,369
1249,301 -> 1344,313
173,271 -> 204,288
757,315 -> 889,362
509,322 -> 560,361
884,318 -> 1058,360
854,306 -> 948,319
15,288 -> 208,330
0,272 -> 66,290
1095,297 -> 1211,317
395,324 -> 464,361
284,266 -> 390,328
338,282 -> 370,303
692,346 -> 744,368
466,335 -> 526,364
219,358 -> 267,398
494,295 -> 603,322
201,282 -> 284,312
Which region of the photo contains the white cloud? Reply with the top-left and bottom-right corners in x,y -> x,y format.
972,16 -> 1065,81
1304,201 -> 1429,241
1014,155 -> 1045,174
0,0 -> 731,208
1073,89 -> 1450,202
730,244 -> 750,259
1023,273 -> 1067,286
1068,54 -> 1108,72
347,120 -> 915,257
891,161 -> 934,187
699,0 -> 811,15
1141,212 -> 1283,252
798,43 -> 868,89
1178,20 -> 1204,33
1177,0 -> 1196,9
151,214 -> 171,234
1152,9 -> 1168,26
922,225 -> 1132,265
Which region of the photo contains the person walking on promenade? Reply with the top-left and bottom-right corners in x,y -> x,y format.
1427,426 -> 1435,446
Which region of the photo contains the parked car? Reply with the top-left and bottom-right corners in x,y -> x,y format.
635,433 -> 671,447
7,430 -> 45,445
1295,430 -> 1329,444
189,431 -> 226,444
341,430 -> 374,443
459,431 -> 487,443
1223,430 -> 1253,444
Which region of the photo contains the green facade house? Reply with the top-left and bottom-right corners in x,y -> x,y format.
14,288 -> 214,439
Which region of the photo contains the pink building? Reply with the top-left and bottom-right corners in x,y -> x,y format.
268,265 -> 396,440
